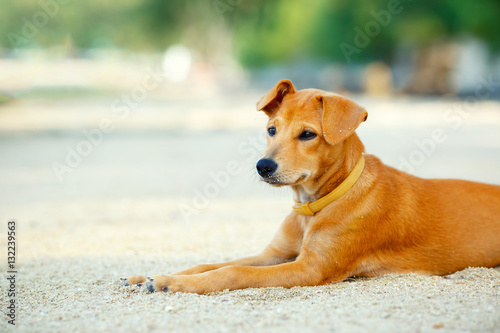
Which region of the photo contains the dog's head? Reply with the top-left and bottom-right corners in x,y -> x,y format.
256,79 -> 367,187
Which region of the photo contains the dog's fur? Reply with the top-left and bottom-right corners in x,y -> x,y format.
122,80 -> 500,294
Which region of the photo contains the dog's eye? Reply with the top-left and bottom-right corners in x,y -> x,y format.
268,127 -> 276,137
299,131 -> 317,140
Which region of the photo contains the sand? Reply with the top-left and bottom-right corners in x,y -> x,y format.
1,94 -> 500,332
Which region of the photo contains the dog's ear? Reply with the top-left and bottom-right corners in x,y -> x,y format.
256,79 -> 295,115
318,95 -> 368,145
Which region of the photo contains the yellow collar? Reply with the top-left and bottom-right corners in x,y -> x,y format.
292,155 -> 365,216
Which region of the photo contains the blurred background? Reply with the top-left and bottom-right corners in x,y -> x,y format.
1,0 -> 500,230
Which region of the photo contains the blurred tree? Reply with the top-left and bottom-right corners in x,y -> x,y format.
229,0 -> 500,67
2,0 -> 500,68
2,0 -> 143,50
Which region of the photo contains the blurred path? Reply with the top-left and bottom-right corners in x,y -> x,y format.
1,94 -> 499,209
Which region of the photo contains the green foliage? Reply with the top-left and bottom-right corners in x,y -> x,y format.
229,0 -> 500,66
1,0 -> 499,66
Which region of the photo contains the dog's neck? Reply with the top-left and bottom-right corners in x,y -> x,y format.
292,134 -> 365,204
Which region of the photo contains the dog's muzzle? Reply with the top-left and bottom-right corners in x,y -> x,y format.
256,158 -> 278,178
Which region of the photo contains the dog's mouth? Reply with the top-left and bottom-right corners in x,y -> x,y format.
261,171 -> 310,186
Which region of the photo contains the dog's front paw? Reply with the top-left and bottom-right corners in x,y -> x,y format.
120,275 -> 147,287
145,275 -> 173,293
145,275 -> 212,294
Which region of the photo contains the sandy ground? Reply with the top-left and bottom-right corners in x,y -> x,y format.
1,92 -> 500,332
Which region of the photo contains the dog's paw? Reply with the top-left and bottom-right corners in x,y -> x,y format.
144,275 -> 208,293
120,275 -> 147,287
145,275 -> 174,293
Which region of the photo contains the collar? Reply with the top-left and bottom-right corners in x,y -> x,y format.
292,155 -> 365,216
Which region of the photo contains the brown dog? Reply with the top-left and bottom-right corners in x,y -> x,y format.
122,79 -> 500,294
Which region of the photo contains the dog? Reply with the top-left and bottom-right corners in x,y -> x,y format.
121,79 -> 500,294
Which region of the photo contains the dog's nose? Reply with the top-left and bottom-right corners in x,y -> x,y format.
256,158 -> 278,178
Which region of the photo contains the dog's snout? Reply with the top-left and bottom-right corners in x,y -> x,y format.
256,158 -> 278,178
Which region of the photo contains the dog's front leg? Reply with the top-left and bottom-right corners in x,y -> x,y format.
120,213 -> 303,287
171,252 -> 290,276
172,212 -> 304,275
146,247 -> 337,294
120,250 -> 289,287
